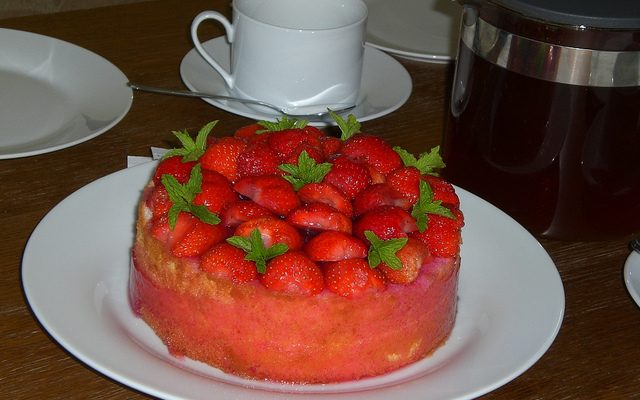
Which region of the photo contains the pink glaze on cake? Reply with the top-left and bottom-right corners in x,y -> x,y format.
130,219 -> 459,383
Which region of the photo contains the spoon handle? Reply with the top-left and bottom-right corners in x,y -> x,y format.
631,238 -> 640,254
127,82 -> 280,113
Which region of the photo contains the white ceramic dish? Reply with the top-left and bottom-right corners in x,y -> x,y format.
363,0 -> 463,63
624,251 -> 640,307
0,28 -> 132,159
22,162 -> 564,400
180,37 -> 412,125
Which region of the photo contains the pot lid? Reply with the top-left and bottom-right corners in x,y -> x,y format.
489,0 -> 640,29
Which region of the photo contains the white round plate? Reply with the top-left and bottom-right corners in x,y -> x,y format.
180,37 -> 412,126
0,29 -> 132,159
363,0 -> 463,63
23,162 -> 564,400
624,251 -> 640,307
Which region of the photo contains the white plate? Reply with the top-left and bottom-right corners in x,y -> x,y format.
180,37 -> 412,126
363,0 -> 463,63
22,162 -> 564,400
0,29 -> 132,159
624,251 -> 640,307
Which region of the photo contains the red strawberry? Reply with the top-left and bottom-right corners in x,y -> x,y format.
220,200 -> 274,228
150,212 -> 193,244
319,135 -> 342,156
237,143 -> 281,178
171,219 -> 227,258
234,216 -> 303,250
233,123 -> 263,140
353,183 -> 411,216
153,156 -> 196,185
233,175 -> 300,216
260,251 -> 324,295
266,129 -> 307,161
378,238 -> 431,284
193,180 -> 239,214
201,242 -> 258,283
323,155 -> 371,199
284,143 -> 325,165
147,185 -> 171,218
324,258 -> 386,298
341,134 -> 402,175
423,175 -> 460,207
200,136 -> 247,182
387,167 -> 421,204
353,206 -> 418,241
411,207 -> 464,258
304,231 -> 367,262
286,202 -> 352,234
297,182 -> 353,218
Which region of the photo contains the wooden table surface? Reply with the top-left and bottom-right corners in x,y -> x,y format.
1,1 -> 639,398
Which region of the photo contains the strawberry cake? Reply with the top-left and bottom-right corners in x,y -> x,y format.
130,115 -> 464,384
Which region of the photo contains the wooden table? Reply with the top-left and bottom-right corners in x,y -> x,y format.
1,1 -> 639,398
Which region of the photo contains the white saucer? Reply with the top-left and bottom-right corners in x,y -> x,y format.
0,29 -> 132,159
180,37 -> 412,125
624,251 -> 640,307
23,161 -> 564,400
363,0 -> 462,63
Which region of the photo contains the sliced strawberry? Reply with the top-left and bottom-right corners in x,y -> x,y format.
353,183 -> 411,216
234,216 -> 303,250
378,238 -> 431,284
304,231 -> 367,262
171,218 -> 227,258
237,143 -> 281,178
319,135 -> 342,156
200,136 -> 247,182
286,202 -> 352,234
341,134 -> 402,175
260,251 -> 324,295
387,166 -> 421,204
220,200 -> 274,228
266,129 -> 307,161
297,182 -> 353,218
150,212 -> 193,244
353,206 -> 418,241
322,155 -> 371,199
233,175 -> 300,216
411,207 -> 464,258
324,258 -> 386,298
153,156 -> 196,185
201,242 -> 258,283
193,180 -> 239,214
423,175 -> 460,207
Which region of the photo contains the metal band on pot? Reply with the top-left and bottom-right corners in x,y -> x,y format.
460,8 -> 640,87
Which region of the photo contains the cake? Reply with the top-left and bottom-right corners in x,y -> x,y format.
130,114 -> 464,384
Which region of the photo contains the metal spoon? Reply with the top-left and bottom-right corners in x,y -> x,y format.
631,238 -> 640,254
127,82 -> 355,119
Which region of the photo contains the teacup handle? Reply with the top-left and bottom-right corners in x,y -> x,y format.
190,11 -> 235,88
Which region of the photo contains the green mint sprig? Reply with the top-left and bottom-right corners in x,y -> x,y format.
364,230 -> 408,271
411,180 -> 455,232
278,151 -> 333,190
328,110 -> 361,141
161,164 -> 221,229
162,120 -> 218,162
226,229 -> 288,274
257,116 -> 309,133
393,146 -> 445,176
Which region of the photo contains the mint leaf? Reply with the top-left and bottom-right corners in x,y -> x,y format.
411,180 -> 455,232
163,120 -> 218,162
257,116 -> 308,133
364,231 -> 407,270
161,164 -> 221,228
393,146 -> 445,176
227,229 -> 288,274
328,110 -> 360,141
279,151 -> 333,190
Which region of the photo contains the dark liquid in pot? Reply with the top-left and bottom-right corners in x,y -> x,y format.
443,43 -> 640,240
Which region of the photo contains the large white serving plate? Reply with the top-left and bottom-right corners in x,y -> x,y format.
22,162 -> 564,399
0,28 -> 132,159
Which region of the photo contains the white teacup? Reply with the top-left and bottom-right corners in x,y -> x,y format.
190,0 -> 368,112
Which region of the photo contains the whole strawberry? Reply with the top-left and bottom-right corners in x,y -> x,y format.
323,155 -> 371,199
261,251 -> 324,296
324,258 -> 386,298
